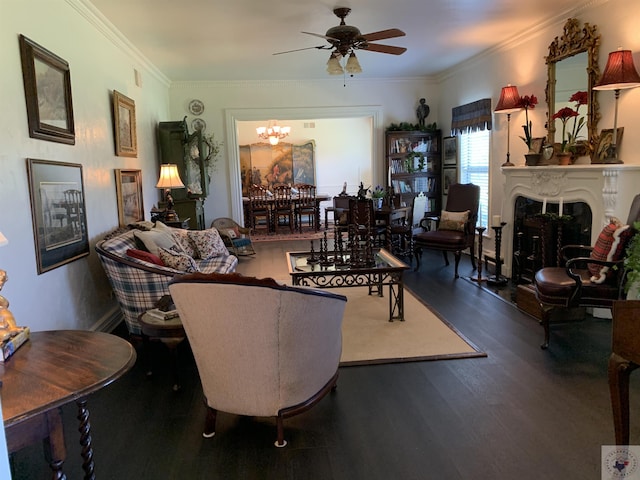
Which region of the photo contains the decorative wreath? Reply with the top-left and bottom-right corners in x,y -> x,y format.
405,151 -> 426,173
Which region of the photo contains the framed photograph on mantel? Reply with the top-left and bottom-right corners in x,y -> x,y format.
113,90 -> 138,157
593,127 -> 624,164
26,159 -> 89,274
19,35 -> 75,145
115,169 -> 144,227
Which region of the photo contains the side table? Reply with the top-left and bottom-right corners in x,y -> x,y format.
164,217 -> 191,229
138,312 -> 186,391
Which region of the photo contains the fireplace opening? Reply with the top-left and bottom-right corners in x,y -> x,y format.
512,196 -> 592,283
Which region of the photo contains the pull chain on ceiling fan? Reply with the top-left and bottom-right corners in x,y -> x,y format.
273,7 -> 406,77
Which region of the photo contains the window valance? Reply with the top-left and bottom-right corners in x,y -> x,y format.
451,98 -> 492,135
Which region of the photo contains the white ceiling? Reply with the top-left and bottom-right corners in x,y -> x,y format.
87,0 -> 586,82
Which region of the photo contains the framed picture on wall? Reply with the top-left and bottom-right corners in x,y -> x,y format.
443,136 -> 457,165
113,90 -> 138,157
26,159 -> 89,274
443,167 -> 457,195
115,169 -> 144,227
19,35 -> 75,145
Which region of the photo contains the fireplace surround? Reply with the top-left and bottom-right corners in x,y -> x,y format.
500,164 -> 640,278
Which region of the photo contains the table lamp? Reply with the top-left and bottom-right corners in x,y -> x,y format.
593,48 -> 640,163
156,164 -> 185,221
495,84 -> 522,167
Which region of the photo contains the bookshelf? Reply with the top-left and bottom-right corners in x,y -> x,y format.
385,130 -> 442,216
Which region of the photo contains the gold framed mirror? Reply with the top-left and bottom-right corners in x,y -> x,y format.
545,18 -> 601,159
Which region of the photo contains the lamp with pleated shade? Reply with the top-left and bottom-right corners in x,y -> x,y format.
156,164 -> 185,221
593,48 -> 640,163
495,84 -> 522,167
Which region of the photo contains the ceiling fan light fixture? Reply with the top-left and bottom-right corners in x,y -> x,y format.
327,53 -> 344,75
345,52 -> 362,74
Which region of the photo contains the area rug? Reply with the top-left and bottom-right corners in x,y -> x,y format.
337,287 -> 486,366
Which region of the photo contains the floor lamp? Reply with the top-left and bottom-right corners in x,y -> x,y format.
495,85 -> 522,167
593,48 -> 640,164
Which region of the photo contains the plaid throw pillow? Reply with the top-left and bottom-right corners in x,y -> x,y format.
589,217 -> 633,284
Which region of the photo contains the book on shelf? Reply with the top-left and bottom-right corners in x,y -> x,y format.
1,326 -> 30,362
145,308 -> 180,321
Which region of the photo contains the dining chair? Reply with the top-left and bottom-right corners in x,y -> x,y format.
294,184 -> 318,232
272,184 -> 294,233
248,184 -> 271,234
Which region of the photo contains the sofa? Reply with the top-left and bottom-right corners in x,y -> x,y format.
95,222 -> 238,336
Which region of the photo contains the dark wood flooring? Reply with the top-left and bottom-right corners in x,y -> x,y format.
10,241 -> 637,479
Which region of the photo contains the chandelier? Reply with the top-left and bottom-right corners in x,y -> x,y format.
256,120 -> 291,145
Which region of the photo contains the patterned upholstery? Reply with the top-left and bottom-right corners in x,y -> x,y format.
95,229 -> 238,335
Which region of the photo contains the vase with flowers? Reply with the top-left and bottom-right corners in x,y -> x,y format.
551,91 -> 588,165
369,185 -> 386,209
518,94 -> 542,166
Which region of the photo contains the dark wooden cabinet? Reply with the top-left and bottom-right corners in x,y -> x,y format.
157,119 -> 208,229
385,130 -> 441,216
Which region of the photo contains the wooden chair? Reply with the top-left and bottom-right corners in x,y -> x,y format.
389,194 -> 428,264
534,194 -> 640,349
272,184 -> 294,233
413,183 -> 480,278
211,217 -> 256,256
248,185 -> 271,234
168,272 -> 347,447
294,184 -> 318,232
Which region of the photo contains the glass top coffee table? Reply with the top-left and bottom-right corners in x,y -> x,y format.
286,248 -> 410,321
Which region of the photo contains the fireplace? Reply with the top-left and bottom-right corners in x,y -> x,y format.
500,164 -> 640,278
511,196 -> 592,283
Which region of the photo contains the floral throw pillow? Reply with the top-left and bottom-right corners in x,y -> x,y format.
187,228 -> 229,259
438,210 -> 469,232
170,228 -> 198,258
589,217 -> 633,284
158,247 -> 199,273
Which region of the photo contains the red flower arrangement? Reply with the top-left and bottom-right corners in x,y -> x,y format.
553,91 -> 588,153
517,94 -> 538,151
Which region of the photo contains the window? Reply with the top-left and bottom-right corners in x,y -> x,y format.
459,129 -> 490,229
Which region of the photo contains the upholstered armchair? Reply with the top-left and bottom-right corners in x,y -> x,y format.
168,273 -> 347,447
413,183 -> 480,278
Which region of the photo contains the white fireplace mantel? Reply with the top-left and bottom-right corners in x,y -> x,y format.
500,164 -> 640,277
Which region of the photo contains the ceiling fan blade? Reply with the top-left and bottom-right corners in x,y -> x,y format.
361,29 -> 406,42
302,31 -> 340,42
362,43 -> 407,55
273,45 -> 329,55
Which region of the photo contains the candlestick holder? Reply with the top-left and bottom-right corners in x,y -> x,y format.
487,222 -> 508,286
470,226 -> 488,283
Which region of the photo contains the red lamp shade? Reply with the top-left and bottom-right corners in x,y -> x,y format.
594,49 -> 640,91
495,85 -> 522,113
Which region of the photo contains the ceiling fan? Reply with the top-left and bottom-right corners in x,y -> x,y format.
273,7 -> 406,75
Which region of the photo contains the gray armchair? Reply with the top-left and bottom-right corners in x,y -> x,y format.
168,272 -> 347,447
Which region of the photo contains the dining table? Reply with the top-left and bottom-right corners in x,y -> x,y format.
242,193 -> 330,232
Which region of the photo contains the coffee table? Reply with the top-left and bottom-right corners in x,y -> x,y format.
286,248 -> 409,321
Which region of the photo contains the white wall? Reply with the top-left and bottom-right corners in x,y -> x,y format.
0,0 -> 170,332
169,78 -> 438,226
438,0 -> 640,230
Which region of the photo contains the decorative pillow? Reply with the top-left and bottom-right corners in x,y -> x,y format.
187,228 -> 229,259
126,248 -> 164,266
226,227 -> 241,239
134,228 -> 183,257
157,247 -> 199,273
438,210 -> 470,232
170,228 -> 198,258
589,217 -> 633,284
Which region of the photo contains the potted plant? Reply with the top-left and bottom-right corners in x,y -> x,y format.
551,91 -> 587,164
624,221 -> 640,299
369,185 -> 386,209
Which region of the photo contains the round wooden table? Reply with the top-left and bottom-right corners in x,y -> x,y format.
0,330 -> 136,480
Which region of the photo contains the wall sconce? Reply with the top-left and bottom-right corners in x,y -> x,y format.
593,48 -> 640,163
494,84 -> 523,167
256,120 -> 291,146
156,164 -> 185,221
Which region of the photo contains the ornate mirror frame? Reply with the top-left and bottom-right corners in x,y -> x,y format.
545,18 -> 601,158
